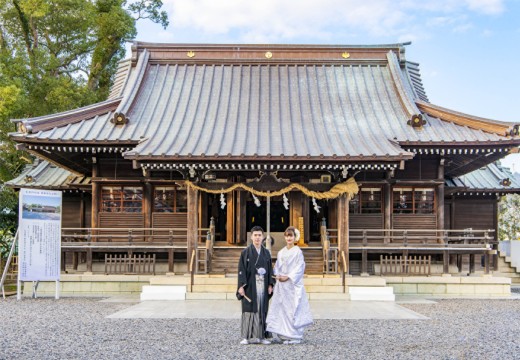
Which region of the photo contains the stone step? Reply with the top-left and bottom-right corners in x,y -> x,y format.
192,284 -> 236,293
348,286 -> 395,301
149,276 -> 190,285
186,291 -> 351,300
140,285 -> 186,301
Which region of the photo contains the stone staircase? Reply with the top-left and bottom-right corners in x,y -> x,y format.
300,247 -> 325,273
140,274 -> 395,301
493,251 -> 520,284
210,247 -> 244,274
209,246 -> 324,274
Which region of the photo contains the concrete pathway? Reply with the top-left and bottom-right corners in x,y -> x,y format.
106,298 -> 430,320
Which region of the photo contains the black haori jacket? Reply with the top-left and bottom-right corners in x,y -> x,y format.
237,244 -> 275,313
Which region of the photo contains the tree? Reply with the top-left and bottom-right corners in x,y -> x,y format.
498,194 -> 520,241
0,0 -> 169,244
0,0 -> 169,180
0,185 -> 17,259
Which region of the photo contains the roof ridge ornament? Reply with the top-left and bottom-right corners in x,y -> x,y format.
407,114 -> 426,129
111,112 -> 129,125
500,178 -> 511,187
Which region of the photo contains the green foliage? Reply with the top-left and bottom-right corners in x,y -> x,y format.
0,186 -> 18,259
498,194 -> 520,241
0,0 -> 169,181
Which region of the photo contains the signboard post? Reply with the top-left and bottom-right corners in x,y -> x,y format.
17,189 -> 62,300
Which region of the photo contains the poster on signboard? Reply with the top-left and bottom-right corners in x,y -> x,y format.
18,188 -> 62,281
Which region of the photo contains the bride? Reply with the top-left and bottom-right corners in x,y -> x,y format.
266,226 -> 313,344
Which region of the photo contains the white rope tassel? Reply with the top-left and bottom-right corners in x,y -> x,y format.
220,193 -> 226,209
312,197 -> 321,213
252,194 -> 261,207
283,193 -> 289,210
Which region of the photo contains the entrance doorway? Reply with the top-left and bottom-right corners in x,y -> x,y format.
308,198 -> 331,242
246,195 -> 289,232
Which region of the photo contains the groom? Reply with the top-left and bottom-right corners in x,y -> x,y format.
237,226 -> 275,345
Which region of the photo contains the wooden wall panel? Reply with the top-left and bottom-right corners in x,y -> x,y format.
349,214 -> 384,244
453,199 -> 494,230
394,157 -> 438,180
84,195 -> 92,228
98,213 -> 145,241
349,214 -> 384,229
152,213 -> 188,228
392,214 -> 437,243
152,213 -> 188,243
393,214 -> 437,229
62,197 -> 81,228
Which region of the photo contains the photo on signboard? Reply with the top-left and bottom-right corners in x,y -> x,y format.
21,195 -> 61,221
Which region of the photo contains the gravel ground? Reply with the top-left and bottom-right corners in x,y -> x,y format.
1,297 -> 520,360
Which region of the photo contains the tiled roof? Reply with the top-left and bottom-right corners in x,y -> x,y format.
446,162 -> 520,192
9,43 -> 519,163
6,161 -> 91,189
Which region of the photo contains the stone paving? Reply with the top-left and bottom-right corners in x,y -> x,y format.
1,293 -> 520,359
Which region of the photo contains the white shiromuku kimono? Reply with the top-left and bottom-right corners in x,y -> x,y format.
266,246 -> 313,340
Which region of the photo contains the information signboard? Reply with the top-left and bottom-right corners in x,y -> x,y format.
18,188 -> 62,282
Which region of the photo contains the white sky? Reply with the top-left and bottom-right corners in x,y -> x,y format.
132,0 -> 520,172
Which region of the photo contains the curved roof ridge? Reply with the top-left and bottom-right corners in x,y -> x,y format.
12,98 -> 121,134
110,49 -> 150,123
404,61 -> 429,102
107,59 -> 132,100
416,99 -> 519,136
386,51 -> 422,121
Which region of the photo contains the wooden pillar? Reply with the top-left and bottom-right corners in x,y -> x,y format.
290,192 -> 302,229
86,248 -> 92,273
302,194 -> 310,245
74,192 -> 85,270
337,194 -> 349,274
168,249 -> 174,273
469,254 -> 475,274
328,200 -> 338,232
384,173 -> 392,243
90,162 -> 99,273
443,250 -> 449,274
91,161 -> 99,230
437,159 -> 445,242
79,192 -> 85,228
144,182 -> 152,240
226,191 -> 235,244
492,194 -> 499,270
187,186 -> 199,273
236,190 -> 246,244
450,194 -> 456,229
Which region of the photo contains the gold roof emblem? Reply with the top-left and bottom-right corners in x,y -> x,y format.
265,51 -> 273,59
187,51 -> 196,58
342,52 -> 351,59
